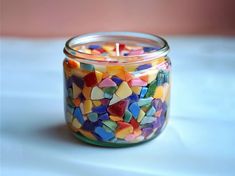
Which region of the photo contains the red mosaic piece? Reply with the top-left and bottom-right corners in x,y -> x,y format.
107,100 -> 128,117
83,72 -> 97,87
130,118 -> 139,129
117,121 -> 132,130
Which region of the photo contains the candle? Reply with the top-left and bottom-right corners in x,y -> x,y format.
63,32 -> 171,147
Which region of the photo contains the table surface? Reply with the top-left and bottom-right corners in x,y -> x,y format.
1,37 -> 235,176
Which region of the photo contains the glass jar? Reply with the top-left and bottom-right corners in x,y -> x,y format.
63,32 -> 171,147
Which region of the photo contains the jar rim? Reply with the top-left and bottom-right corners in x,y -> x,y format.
64,32 -> 170,65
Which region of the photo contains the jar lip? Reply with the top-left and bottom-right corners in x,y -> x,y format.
64,32 -> 170,64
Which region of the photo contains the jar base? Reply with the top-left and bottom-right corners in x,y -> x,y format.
72,122 -> 167,148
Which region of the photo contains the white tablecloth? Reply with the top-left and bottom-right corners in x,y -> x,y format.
1,37 -> 235,176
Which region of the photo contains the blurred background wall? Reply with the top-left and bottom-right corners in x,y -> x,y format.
1,0 -> 235,37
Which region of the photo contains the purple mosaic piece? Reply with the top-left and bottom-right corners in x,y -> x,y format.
92,105 -> 107,114
111,76 -> 122,85
98,113 -> 109,120
129,93 -> 139,103
82,121 -> 95,131
161,102 -> 167,114
100,99 -> 110,105
152,98 -> 163,111
142,127 -> 153,138
82,119 -> 103,131
152,119 -> 161,129
88,44 -> 102,50
143,46 -> 160,53
79,93 -> 85,102
71,75 -> 84,88
136,64 -> 152,71
66,77 -> 73,88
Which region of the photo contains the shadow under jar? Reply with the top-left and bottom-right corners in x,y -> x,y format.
63,32 -> 171,147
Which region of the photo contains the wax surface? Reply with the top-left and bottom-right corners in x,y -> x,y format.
76,43 -> 160,57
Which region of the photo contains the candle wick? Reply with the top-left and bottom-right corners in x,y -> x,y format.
116,43 -> 120,56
